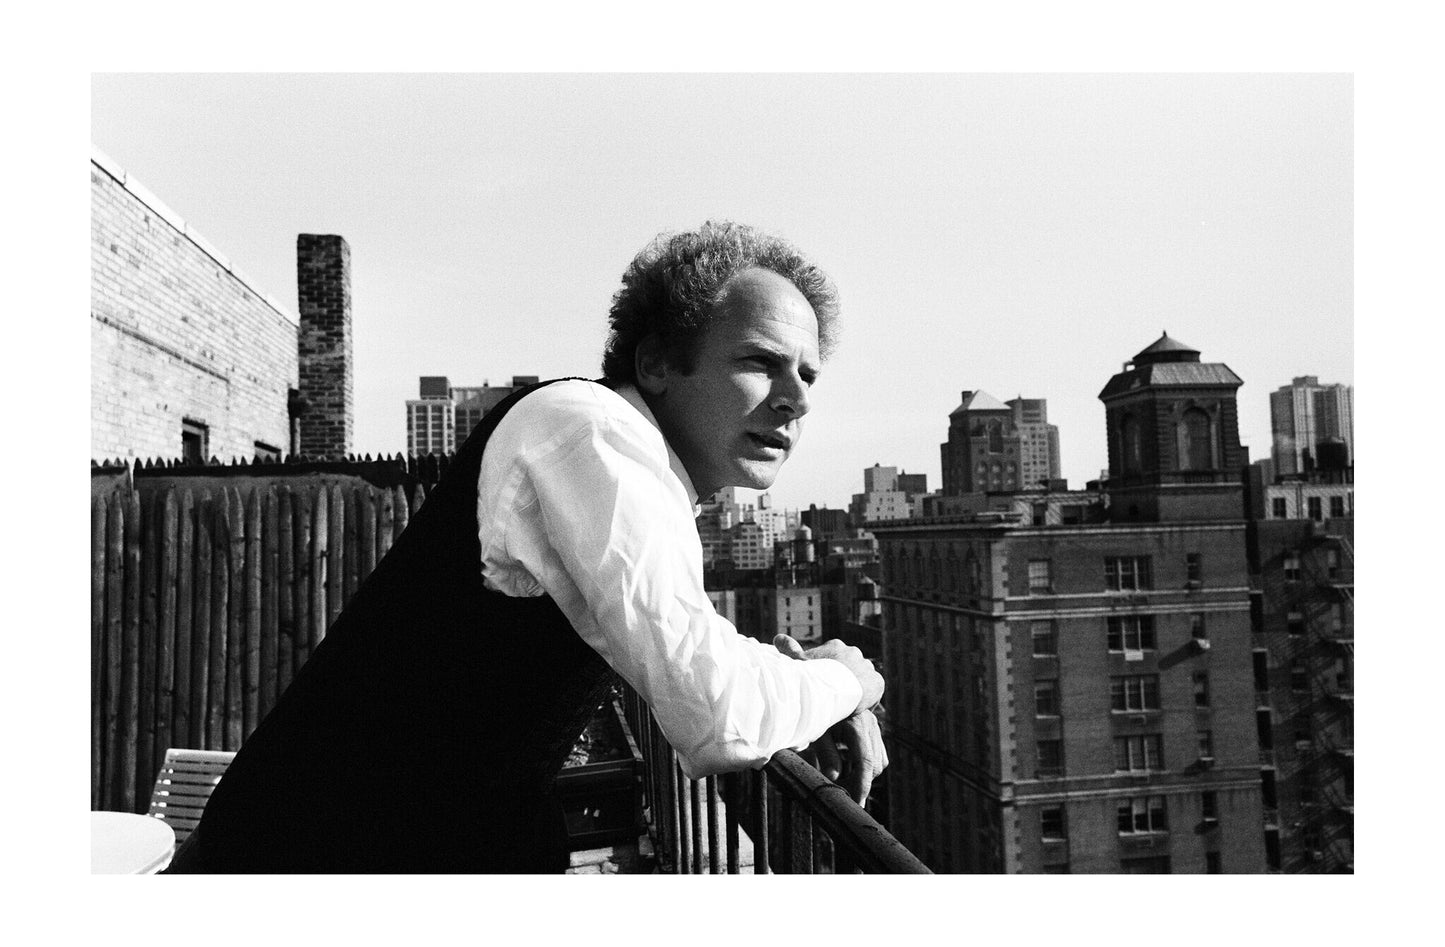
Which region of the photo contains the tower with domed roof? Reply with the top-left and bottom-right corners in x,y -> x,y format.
1099,332 -> 1245,522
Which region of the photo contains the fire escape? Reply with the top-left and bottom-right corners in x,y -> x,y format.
1254,523 -> 1353,873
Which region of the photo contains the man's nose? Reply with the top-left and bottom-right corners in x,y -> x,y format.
770,372 -> 811,419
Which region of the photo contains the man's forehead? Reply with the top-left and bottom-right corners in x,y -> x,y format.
714,268 -> 819,339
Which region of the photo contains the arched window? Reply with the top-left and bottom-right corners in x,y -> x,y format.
1179,407 -> 1215,471
1121,413 -> 1144,475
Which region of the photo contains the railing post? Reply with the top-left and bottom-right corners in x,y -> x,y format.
706,775 -> 721,874
753,772 -> 770,874
673,752 -> 689,873
722,773 -> 741,874
777,794 -> 814,874
690,777 -> 705,874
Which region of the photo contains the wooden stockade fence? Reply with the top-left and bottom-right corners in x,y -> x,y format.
90,454 -> 447,813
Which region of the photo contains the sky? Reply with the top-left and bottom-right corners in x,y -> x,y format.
89,72 -> 1352,511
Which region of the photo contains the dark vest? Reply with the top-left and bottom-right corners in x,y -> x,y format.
192,379 -> 620,872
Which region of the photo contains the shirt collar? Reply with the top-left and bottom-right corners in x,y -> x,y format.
615,383 -> 700,509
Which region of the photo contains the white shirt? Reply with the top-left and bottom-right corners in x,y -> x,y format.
477,379 -> 862,778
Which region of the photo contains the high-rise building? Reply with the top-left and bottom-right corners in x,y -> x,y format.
872,333 -> 1265,873
851,464 -> 927,523
404,374 -> 539,456
1269,376 -> 1354,476
940,391 -> 1061,495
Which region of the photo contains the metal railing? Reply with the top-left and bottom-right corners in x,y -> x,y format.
620,686 -> 930,874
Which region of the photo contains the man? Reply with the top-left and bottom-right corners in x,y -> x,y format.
168,221 -> 883,873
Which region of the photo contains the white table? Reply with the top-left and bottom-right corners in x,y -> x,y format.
91,811 -> 176,874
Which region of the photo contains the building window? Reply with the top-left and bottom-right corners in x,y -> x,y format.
1186,553 -> 1202,584
1034,680 -> 1060,717
1117,796 -> 1169,835
1031,620 -> 1057,656
181,418 -> 209,465
1206,852 -> 1222,874
1271,497 -> 1288,518
1287,610 -> 1306,636
1106,615 -> 1157,653
1197,730 -> 1215,760
1190,613 -> 1207,641
1121,855 -> 1171,874
1307,496 -> 1323,521
1283,554 -> 1301,582
1027,559 -> 1052,595
1036,739 -> 1063,777
1041,806 -> 1066,841
1121,414 -> 1144,475
1290,659 -> 1309,692
1178,407 -> 1214,471
1326,549 -> 1341,580
1202,791 -> 1219,822
1105,556 -> 1152,591
1111,674 -> 1161,711
253,441 -> 281,463
1329,495 -> 1346,518
1114,734 -> 1164,772
1193,671 -> 1211,708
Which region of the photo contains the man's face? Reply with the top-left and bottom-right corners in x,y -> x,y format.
643,268 -> 821,500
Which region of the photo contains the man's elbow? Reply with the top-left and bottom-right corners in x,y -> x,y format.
674,740 -> 772,781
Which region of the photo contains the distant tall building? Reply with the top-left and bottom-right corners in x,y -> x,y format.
1269,376 -> 1354,476
940,391 -> 1061,495
850,464 -> 927,523
801,504 -> 850,541
874,333 -> 1264,874
404,374 -> 539,455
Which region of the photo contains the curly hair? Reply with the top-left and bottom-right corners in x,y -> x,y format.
601,220 -> 840,384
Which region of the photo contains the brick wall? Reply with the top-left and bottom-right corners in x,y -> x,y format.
295,234 -> 353,458
90,150 -> 298,462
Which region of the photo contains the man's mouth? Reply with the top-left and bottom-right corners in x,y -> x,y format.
749,432 -> 791,451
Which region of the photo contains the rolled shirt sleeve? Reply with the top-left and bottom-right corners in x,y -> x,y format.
478,381 -> 861,778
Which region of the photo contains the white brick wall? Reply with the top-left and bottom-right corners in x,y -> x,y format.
90,155 -> 299,462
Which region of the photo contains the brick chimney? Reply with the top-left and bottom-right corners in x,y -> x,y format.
295,234 -> 353,458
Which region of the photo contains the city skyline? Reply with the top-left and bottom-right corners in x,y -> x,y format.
90,73 -> 1352,510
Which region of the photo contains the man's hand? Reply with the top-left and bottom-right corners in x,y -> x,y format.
775,635 -> 883,713
774,635 -> 889,805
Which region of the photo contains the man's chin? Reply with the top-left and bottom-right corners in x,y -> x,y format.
731,459 -> 783,491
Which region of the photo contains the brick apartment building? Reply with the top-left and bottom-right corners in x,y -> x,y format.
91,146 -> 353,463
871,334 -> 1267,873
1246,476 -> 1354,872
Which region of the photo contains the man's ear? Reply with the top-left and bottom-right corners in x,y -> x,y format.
634,334 -> 670,396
